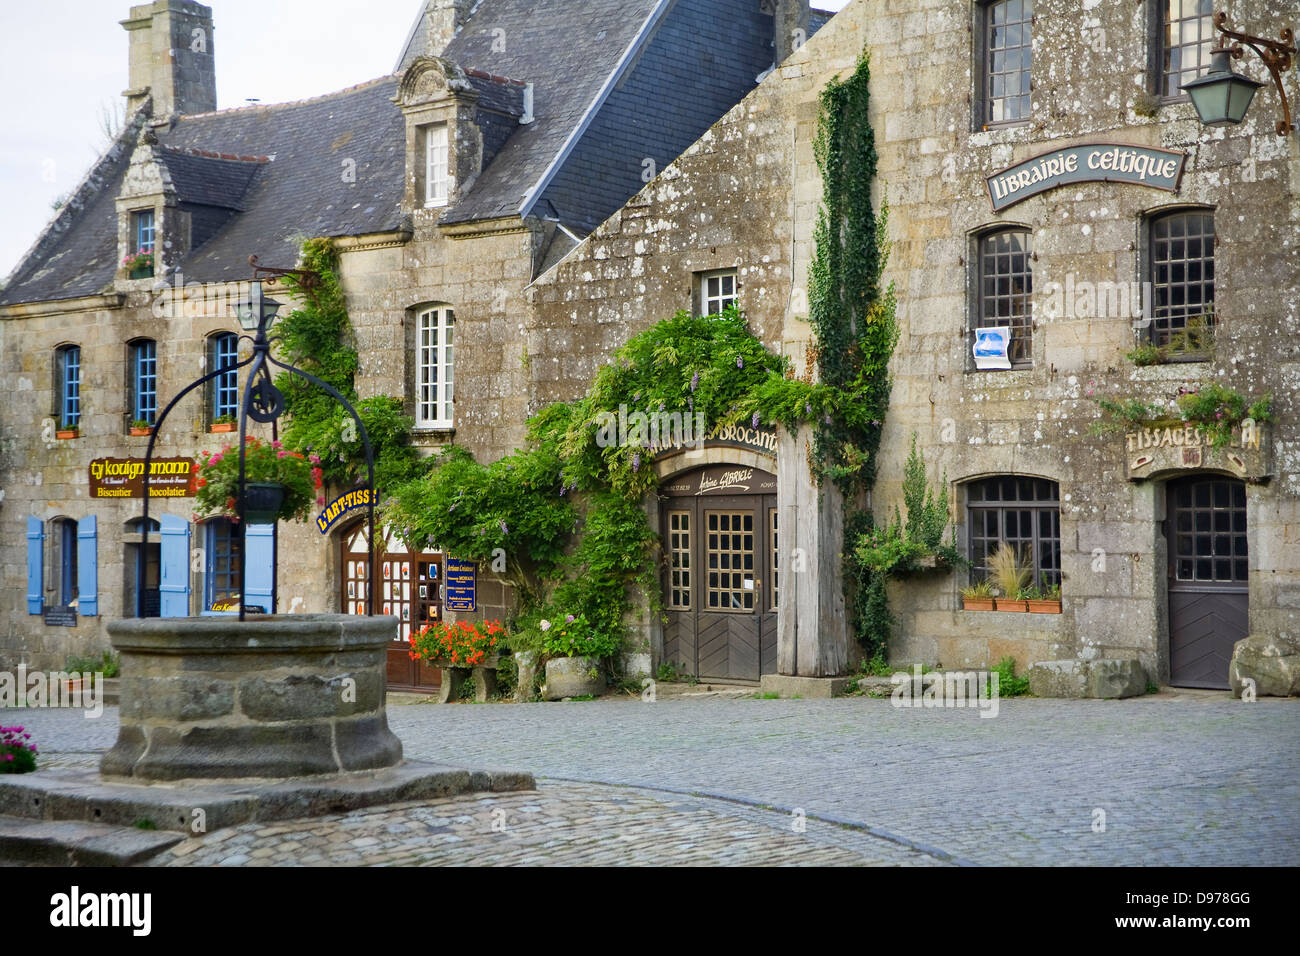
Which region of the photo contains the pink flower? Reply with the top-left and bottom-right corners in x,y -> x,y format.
272,440 -> 283,449
316,496 -> 326,506
309,453 -> 321,465
277,450 -> 287,458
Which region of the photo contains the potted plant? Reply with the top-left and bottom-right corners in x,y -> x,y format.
122,249 -> 154,279
1026,576 -> 1062,614
538,613 -> 614,700
960,579 -> 996,611
409,619 -> 504,669
55,419 -> 79,440
209,413 -> 237,434
990,542 -> 1030,611
0,725 -> 38,774
129,418 -> 153,436
191,437 -> 324,524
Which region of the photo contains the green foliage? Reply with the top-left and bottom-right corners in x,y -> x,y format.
1092,386 -> 1273,449
988,542 -> 1030,598
992,656 -> 1031,697
193,437 -> 323,523
273,238 -> 424,493
132,818 -> 158,830
859,653 -> 891,677
1125,344 -> 1164,367
1145,679 -> 1159,695
65,651 -> 119,678
960,579 -> 994,599
0,726 -> 37,774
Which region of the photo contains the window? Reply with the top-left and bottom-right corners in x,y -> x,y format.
966,476 -> 1060,589
51,518 -> 79,607
205,519 -> 242,610
130,339 -> 158,425
208,332 -> 239,421
55,345 -> 81,428
705,511 -> 755,612
974,228 -> 1033,366
416,306 -> 454,428
699,270 -> 738,316
668,511 -> 691,609
982,0 -> 1033,126
133,209 -> 156,254
1158,0 -> 1215,98
425,124 -> 450,207
1146,209 -> 1214,352
1171,478 -> 1248,584
769,508 -> 779,611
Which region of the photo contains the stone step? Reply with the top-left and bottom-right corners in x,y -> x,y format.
0,814 -> 183,866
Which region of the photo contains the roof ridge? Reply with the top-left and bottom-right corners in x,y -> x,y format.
174,74 -> 400,122
158,145 -> 272,164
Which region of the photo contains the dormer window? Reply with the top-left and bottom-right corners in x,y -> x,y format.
425,124 -> 450,207
133,209 -> 156,254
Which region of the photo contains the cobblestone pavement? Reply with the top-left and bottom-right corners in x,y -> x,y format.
6,689 -> 1297,865
146,783 -> 944,866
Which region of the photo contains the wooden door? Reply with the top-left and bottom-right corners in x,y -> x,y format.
341,525 -> 442,691
661,466 -> 777,683
1167,476 -> 1249,689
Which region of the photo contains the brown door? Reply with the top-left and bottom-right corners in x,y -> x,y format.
341,526 -> 442,692
1167,476 -> 1249,689
661,465 -> 777,683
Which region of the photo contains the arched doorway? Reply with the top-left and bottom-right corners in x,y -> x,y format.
340,523 -> 443,692
659,464 -> 778,682
1166,475 -> 1249,689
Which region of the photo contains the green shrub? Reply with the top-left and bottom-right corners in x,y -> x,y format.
992,656 -> 1031,697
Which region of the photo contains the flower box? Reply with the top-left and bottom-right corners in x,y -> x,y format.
995,598 -> 1028,612
56,428 -> 78,440
961,596 -> 995,611
129,266 -> 154,280
129,426 -> 152,436
1026,598 -> 1062,614
209,422 -> 236,434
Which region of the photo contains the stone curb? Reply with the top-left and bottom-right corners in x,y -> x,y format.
0,814 -> 185,866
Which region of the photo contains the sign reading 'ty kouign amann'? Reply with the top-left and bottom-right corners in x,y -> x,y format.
986,143 -> 1187,212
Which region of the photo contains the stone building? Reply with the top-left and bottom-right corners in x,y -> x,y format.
524,0 -> 1299,692
5,0 -> 1296,695
0,0 -> 827,685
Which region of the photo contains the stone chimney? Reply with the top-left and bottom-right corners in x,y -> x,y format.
397,0 -> 475,70
121,1 -> 217,118
771,0 -> 810,64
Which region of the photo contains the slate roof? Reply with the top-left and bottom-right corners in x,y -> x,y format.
156,148 -> 266,210
436,0 -> 667,225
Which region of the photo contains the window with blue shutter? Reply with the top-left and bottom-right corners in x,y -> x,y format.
134,209 -> 156,254
204,518 -> 242,612
130,339 -> 158,425
209,333 -> 238,420
76,515 -> 99,616
26,516 -> 44,614
56,345 -> 81,428
54,518 -> 78,606
243,523 -> 275,614
158,514 -> 192,618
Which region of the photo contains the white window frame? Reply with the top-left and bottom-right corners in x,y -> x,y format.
416,306 -> 454,429
424,124 -> 450,208
700,269 -> 738,316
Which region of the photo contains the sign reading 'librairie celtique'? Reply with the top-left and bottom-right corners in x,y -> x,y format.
88,457 -> 196,498
986,143 -> 1187,211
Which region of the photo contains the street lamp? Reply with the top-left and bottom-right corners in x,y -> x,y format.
1183,12 -> 1297,136
1182,48 -> 1266,126
232,279 -> 283,334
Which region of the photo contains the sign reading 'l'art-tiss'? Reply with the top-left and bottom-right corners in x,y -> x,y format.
987,143 -> 1187,211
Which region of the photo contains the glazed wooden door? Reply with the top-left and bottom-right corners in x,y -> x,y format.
661,466 -> 778,682
1167,476 -> 1249,689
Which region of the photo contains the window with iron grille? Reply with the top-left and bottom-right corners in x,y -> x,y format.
205,519 -> 242,608
1171,478 -> 1248,583
55,345 -> 81,427
699,270 -> 738,315
130,339 -> 158,425
982,0 -> 1033,126
208,333 -> 238,420
1147,209 -> 1214,352
1158,0 -> 1215,98
966,476 -> 1060,589
975,228 -> 1033,367
415,306 -> 454,428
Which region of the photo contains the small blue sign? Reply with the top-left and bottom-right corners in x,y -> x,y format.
973,327 -> 1012,370
444,558 -> 476,612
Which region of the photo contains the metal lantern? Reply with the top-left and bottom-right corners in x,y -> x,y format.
1181,49 -> 1266,126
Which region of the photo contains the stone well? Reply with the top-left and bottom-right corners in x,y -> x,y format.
102,615 -> 404,781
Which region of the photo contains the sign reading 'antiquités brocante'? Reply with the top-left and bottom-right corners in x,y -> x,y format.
987,143 -> 1186,212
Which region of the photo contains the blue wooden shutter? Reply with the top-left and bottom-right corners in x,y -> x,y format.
159,514 -> 191,618
244,523 -> 275,613
26,516 -> 44,615
76,515 -> 99,616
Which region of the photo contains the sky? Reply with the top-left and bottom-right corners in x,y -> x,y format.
0,0 -> 851,283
